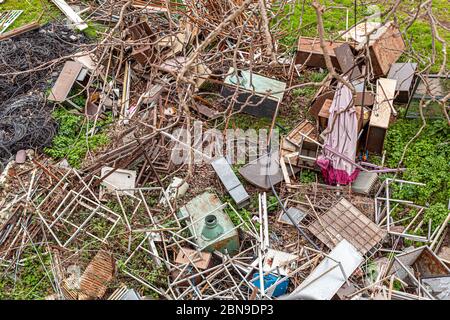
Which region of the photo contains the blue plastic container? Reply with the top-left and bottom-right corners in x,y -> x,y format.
251,273 -> 289,297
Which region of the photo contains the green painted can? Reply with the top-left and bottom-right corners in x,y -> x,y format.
178,192 -> 240,256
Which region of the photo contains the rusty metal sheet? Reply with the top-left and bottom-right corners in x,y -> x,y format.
389,246 -> 450,282
48,61 -> 83,102
79,250 -> 115,299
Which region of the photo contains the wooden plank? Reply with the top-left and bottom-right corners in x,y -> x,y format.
48,61 -> 83,102
175,247 -> 212,270
0,21 -> 40,41
51,0 -> 88,31
279,157 -> 291,185
296,37 -> 344,69
334,43 -> 361,80
370,78 -> 397,129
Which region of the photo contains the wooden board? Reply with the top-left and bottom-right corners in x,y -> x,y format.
369,78 -> 397,129
51,0 -> 88,31
296,37 -> 344,69
48,61 -> 83,102
318,98 -> 333,119
79,250 -> 115,299
175,247 -> 212,270
334,43 -> 361,80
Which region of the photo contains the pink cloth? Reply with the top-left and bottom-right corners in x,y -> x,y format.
316,82 -> 359,185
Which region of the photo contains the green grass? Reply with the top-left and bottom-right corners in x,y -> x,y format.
276,0 -> 449,73
0,248 -> 53,299
44,107 -> 113,168
383,114 -> 449,207
0,0 -> 61,31
83,21 -> 109,39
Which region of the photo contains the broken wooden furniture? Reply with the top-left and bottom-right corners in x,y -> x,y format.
295,37 -> 345,69
78,250 -> 115,299
333,42 -> 362,80
352,79 -> 375,107
128,21 -> 158,66
211,156 -> 250,208
387,63 -> 418,103
280,120 -> 319,170
309,78 -> 335,118
48,60 -> 90,110
346,21 -> 405,77
365,78 -> 397,154
222,67 -> 286,118
317,99 -> 333,132
317,99 -> 370,134
177,192 -> 240,256
310,78 -> 374,122
172,248 -> 213,286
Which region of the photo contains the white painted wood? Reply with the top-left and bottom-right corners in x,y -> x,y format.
51,0 -> 88,31
370,78 -> 397,129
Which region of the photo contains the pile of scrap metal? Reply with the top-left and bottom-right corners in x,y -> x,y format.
0,0 -> 448,301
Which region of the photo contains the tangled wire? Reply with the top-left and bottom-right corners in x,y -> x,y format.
0,95 -> 57,170
0,23 -> 86,103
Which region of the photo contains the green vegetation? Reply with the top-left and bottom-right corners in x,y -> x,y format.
82,21 -> 109,40
0,249 -> 52,299
383,115 -> 449,207
117,248 -> 167,299
225,113 -> 273,131
424,203 -> 448,233
44,107 -> 113,168
292,87 -> 317,99
225,204 -> 254,229
299,169 -> 316,184
0,0 -> 60,30
277,0 -> 449,73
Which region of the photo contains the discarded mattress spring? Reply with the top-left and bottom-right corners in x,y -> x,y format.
0,23 -> 86,102
0,95 -> 57,170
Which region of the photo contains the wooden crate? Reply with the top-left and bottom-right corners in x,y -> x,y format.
296,37 -> 345,69
368,23 -> 405,76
